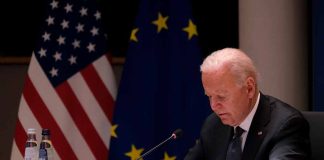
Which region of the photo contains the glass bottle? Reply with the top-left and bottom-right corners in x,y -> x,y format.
38,129 -> 53,160
24,128 -> 38,160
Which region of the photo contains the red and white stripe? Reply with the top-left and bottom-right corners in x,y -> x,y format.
11,53 -> 116,160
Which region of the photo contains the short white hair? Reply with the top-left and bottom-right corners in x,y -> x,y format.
200,48 -> 259,87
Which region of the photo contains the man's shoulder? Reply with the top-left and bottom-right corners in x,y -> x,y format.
200,113 -> 226,133
265,95 -> 302,111
263,94 -> 304,120
203,113 -> 220,127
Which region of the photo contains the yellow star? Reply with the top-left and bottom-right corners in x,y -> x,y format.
130,28 -> 139,42
110,124 -> 118,138
152,12 -> 168,33
125,144 -> 144,160
163,152 -> 176,160
182,19 -> 198,40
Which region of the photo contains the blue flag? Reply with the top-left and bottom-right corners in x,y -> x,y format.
109,0 -> 211,159
312,0 -> 324,111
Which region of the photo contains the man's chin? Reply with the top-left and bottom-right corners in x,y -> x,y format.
220,118 -> 236,126
218,116 -> 238,126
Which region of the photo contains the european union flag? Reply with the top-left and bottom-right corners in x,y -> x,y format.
109,0 -> 211,159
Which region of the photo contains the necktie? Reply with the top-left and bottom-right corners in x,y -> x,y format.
226,127 -> 245,160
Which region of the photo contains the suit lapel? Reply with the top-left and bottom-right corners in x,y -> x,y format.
242,93 -> 271,160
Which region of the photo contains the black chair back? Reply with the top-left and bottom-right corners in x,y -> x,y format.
302,111 -> 324,160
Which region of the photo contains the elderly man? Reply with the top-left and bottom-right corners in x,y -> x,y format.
185,48 -> 310,160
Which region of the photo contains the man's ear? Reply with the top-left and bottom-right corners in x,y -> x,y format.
246,77 -> 256,98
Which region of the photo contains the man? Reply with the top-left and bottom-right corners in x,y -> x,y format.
185,48 -> 310,160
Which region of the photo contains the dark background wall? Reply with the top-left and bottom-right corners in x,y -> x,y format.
0,0 -> 238,58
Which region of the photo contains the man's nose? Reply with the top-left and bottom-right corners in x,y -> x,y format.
210,98 -> 221,110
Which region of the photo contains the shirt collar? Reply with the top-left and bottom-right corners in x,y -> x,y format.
239,92 -> 260,132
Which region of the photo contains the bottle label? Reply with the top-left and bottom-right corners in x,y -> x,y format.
39,141 -> 54,160
25,141 -> 37,148
39,148 -> 48,160
42,140 -> 52,147
24,147 -> 38,160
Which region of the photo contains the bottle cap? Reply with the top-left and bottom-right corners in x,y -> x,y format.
42,129 -> 50,135
27,128 -> 36,134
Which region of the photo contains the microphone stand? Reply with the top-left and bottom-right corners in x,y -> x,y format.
136,134 -> 174,160
136,129 -> 183,160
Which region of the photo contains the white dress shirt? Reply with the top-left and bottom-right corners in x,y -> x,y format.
235,92 -> 260,150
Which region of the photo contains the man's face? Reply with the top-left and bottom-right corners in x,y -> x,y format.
202,69 -> 255,126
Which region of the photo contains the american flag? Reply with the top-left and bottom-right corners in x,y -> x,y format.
10,0 -> 116,159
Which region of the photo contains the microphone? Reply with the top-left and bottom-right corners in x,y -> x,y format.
136,129 -> 183,160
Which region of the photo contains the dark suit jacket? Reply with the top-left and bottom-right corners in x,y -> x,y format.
185,93 -> 310,160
